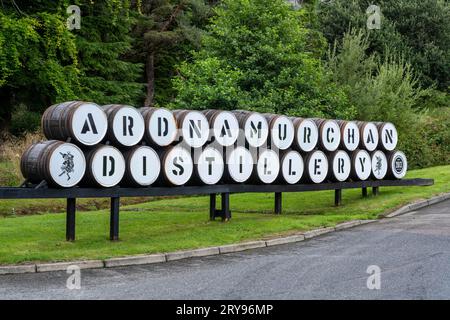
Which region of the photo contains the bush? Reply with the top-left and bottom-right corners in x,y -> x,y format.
9,105 -> 42,137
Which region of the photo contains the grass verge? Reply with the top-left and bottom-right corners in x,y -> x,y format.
0,165 -> 448,265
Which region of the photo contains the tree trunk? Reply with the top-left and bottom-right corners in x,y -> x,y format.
145,52 -> 155,107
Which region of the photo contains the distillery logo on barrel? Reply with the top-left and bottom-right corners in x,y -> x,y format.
127,146 -> 160,186
306,151 -> 328,184
294,119 -> 319,152
352,149 -> 371,181
243,113 -> 269,148
331,150 -> 351,182
50,143 -> 86,187
226,146 -> 253,183
209,111 -> 239,147
390,151 -> 407,179
256,149 -> 280,184
371,150 -> 388,180
195,147 -> 224,185
163,146 -> 193,186
90,146 -> 126,187
268,115 -> 294,150
341,121 -> 360,151
180,111 -> 209,148
280,150 -> 304,184
144,108 -> 177,147
361,122 -> 379,152
71,103 -> 108,146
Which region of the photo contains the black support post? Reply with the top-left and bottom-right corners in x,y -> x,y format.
209,194 -> 216,220
221,193 -> 231,221
372,187 -> 379,196
274,192 -> 282,214
362,187 -> 368,198
110,197 -> 120,241
66,198 -> 76,241
335,189 -> 342,206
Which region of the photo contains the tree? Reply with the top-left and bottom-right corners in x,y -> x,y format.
172,0 -> 352,119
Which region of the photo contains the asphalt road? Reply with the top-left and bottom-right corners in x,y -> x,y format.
1,199 -> 449,300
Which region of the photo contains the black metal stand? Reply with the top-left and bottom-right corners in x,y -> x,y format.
66,198 -> 76,241
335,189 -> 342,206
362,187 -> 368,197
275,192 -> 282,214
210,193 -> 231,221
110,197 -> 120,241
373,186 -> 380,196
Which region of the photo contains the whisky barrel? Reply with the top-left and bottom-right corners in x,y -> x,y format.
328,150 -> 351,182
21,140 -> 86,188
140,107 -> 178,147
386,150 -> 408,179
42,101 -> 108,146
192,146 -> 224,185
376,122 -> 398,151
203,110 -> 239,147
157,145 -> 193,186
356,121 -> 379,152
250,149 -> 280,184
264,114 -> 294,150
350,149 -> 371,181
336,120 -> 360,151
82,145 -> 126,187
102,104 -> 145,147
173,110 -> 209,148
232,110 -> 269,148
223,146 -> 254,183
279,150 -> 304,184
304,150 -> 329,183
290,118 -> 318,153
121,146 -> 160,186
312,119 -> 341,152
370,150 -> 388,180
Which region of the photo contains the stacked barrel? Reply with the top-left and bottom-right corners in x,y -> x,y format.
20,101 -> 408,188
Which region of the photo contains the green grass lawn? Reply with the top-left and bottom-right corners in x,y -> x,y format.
0,165 -> 449,265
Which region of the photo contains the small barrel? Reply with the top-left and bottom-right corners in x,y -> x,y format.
42,101 -> 108,146
232,110 -> 269,148
250,149 -> 280,184
304,150 -> 329,183
203,110 -> 239,147
312,118 -> 341,152
140,107 -> 178,147
173,110 -> 209,148
223,146 -> 254,183
121,146 -> 160,186
328,150 -> 351,182
290,118 -> 319,153
386,150 -> 408,179
336,120 -> 360,152
264,114 -> 294,150
21,140 -> 86,188
350,149 -> 372,181
157,145 -> 193,186
356,121 -> 379,152
102,104 -> 145,147
82,145 -> 126,187
370,150 -> 388,180
278,150 -> 304,184
192,146 -> 224,185
376,122 -> 398,151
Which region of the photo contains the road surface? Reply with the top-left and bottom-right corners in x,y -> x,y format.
1,199 -> 449,299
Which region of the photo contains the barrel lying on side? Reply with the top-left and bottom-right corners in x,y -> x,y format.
173,110 -> 209,148
336,120 -> 360,152
376,122 -> 398,151
102,104 -> 145,147
223,146 -> 254,183
192,146 -> 224,185
328,150 -> 351,182
140,107 -> 178,147
203,110 -> 239,147
356,121 -> 379,152
21,140 -> 86,188
82,145 -> 126,187
233,110 -> 269,148
278,150 -> 304,184
291,118 -> 318,153
386,151 -> 408,179
264,114 -> 294,150
122,146 -> 161,187
157,145 -> 194,186
250,149 -> 280,184
350,149 -> 372,181
304,150 -> 329,183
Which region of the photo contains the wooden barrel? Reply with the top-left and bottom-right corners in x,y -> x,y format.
376,122 -> 398,151
42,101 -> 108,146
192,146 -> 224,185
356,121 -> 379,152
173,110 -> 209,148
223,146 -> 254,183
336,120 -> 360,151
21,140 -> 86,188
312,118 -> 341,152
140,107 -> 178,147
157,145 -> 193,186
327,150 -> 351,182
250,149 -> 280,184
232,110 -> 269,148
121,146 -> 160,186
370,150 -> 388,180
386,150 -> 408,179
290,117 -> 318,152
82,145 -> 126,187
102,104 -> 145,147
350,149 -> 371,181
203,110 -> 239,147
278,150 -> 304,184
304,150 -> 329,183
264,114 -> 294,150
